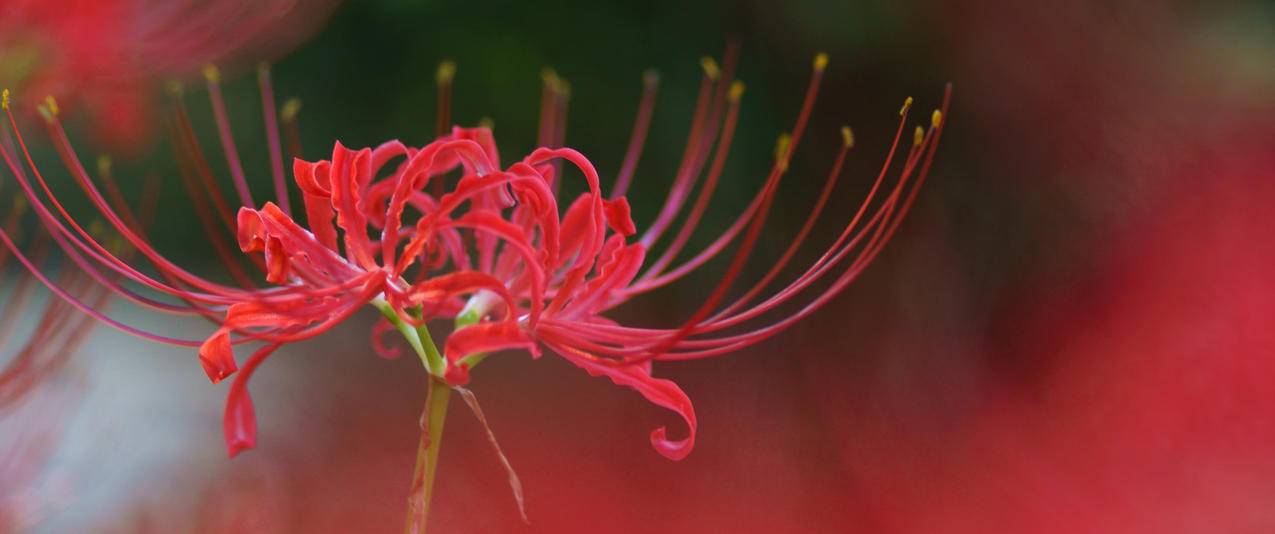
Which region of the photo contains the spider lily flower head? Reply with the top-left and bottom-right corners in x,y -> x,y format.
0,49 -> 949,462
0,0 -> 338,152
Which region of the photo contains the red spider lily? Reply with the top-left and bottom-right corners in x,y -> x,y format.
0,0 -> 337,153
0,48 -> 947,471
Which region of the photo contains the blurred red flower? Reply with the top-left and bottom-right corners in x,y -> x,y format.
0,0 -> 337,153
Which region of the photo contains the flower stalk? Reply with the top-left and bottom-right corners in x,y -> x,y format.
390,292 -> 495,533
405,375 -> 451,534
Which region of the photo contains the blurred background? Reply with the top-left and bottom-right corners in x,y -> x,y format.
2,0 -> 1274,532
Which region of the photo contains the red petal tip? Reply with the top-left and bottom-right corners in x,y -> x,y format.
199,331 -> 238,383
603,197 -> 637,236
650,427 -> 692,461
226,438 -> 256,458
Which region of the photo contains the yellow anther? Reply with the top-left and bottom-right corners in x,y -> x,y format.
97,155 -> 112,177
478,116 -> 494,130
913,126 -> 924,147
813,52 -> 829,72
1,89 -> 8,111
36,104 -> 52,123
202,64 -> 221,84
43,95 -> 59,117
88,219 -> 106,238
841,126 -> 854,148
541,68 -> 559,87
642,69 -> 660,86
728,81 -> 745,101
931,109 -> 943,128
700,56 -> 720,80
165,80 -> 184,96
899,96 -> 913,116
280,98 -> 302,122
436,60 -> 456,85
541,68 -> 570,95
774,132 -> 792,171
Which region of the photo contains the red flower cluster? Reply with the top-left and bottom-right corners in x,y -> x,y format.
0,51 -> 948,461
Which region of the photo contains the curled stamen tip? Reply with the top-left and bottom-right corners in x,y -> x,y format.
97,155 -> 112,176
931,109 -> 943,128
202,64 -> 221,83
900,96 -> 913,116
774,132 -> 792,170
436,60 -> 456,84
642,69 -> 659,86
700,56 -> 721,79
280,98 -> 302,122
43,95 -> 59,117
841,126 -> 855,148
813,52 -> 829,71
728,81 -> 745,101
913,126 -> 924,147
1,89 -> 8,110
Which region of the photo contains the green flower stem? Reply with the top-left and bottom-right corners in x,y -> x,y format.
405,376 -> 451,534
373,292 -> 499,533
372,296 -> 445,377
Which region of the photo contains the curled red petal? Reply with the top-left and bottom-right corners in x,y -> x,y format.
371,318 -> 402,359
567,241 -> 645,317
224,343 -> 282,458
236,208 -> 266,253
603,197 -> 636,236
292,157 -> 331,197
553,344 -> 696,460
199,329 -> 237,384
443,321 -> 539,385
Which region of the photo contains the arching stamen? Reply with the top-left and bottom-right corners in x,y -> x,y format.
632,51 -> 829,289
280,98 -> 303,160
710,124 -> 853,320
436,60 -> 456,137
640,80 -> 744,277
204,65 -> 255,209
258,64 -> 292,216
431,60 -> 456,199
611,70 -> 659,200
